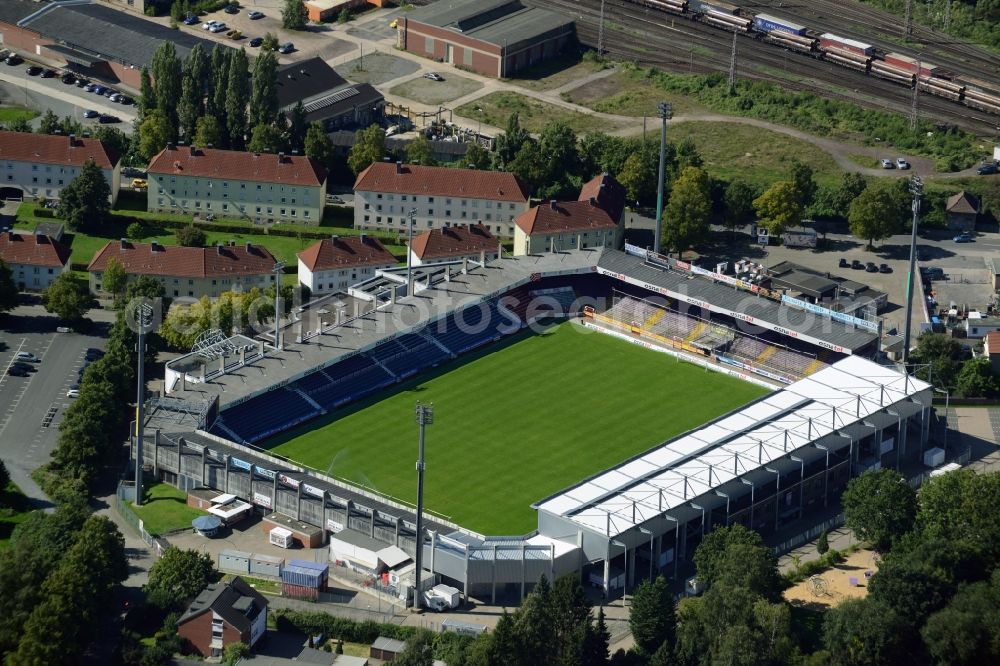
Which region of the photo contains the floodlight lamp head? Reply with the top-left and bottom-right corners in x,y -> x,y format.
657,102 -> 673,119
909,175 -> 923,197
415,402 -> 434,425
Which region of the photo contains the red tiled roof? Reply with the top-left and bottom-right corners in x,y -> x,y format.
515,199 -> 618,235
87,241 -> 277,278
297,235 -> 397,271
946,191 -> 979,215
354,162 -> 530,202
0,129 -> 120,169
410,223 -> 497,260
578,173 -> 627,223
0,231 -> 70,268
986,331 -> 1000,354
147,145 -> 326,187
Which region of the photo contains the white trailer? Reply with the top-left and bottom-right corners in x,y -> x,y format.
423,584 -> 460,611
781,228 -> 818,248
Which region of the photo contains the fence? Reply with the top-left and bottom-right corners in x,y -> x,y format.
115,481 -> 171,558
770,512 -> 846,556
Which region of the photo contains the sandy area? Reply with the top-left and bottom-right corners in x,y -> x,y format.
783,548 -> 879,609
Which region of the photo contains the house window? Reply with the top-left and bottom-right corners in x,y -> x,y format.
401,195 -> 407,201
364,203 -> 370,210
486,201 -> 492,209
445,210 -> 451,217
256,184 -> 262,190
304,210 -> 310,218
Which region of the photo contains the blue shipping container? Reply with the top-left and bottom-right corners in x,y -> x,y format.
281,559 -> 329,588
753,13 -> 807,36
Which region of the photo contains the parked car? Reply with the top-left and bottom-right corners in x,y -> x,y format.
11,362 -> 37,373
75,78 -> 89,88
6,366 -> 28,377
209,23 -> 228,33
278,42 -> 294,54
838,257 -> 849,268
132,178 -> 148,190
423,72 -> 444,81
896,157 -> 910,169
183,14 -> 199,25
92,85 -> 107,95
82,109 -> 99,118
109,93 -> 123,103
98,114 -> 120,124
61,72 -> 76,84
203,20 -> 221,30
850,259 -> 863,270
5,54 -> 23,66
978,163 -> 998,175
879,263 -> 892,273
248,10 -> 264,19
15,351 -> 39,362
66,388 -> 80,398
226,29 -> 243,40
224,3 -> 240,14
84,348 -> 104,362
26,65 -> 42,76
249,37 -> 263,47
953,232 -> 973,243
40,68 -> 56,78
865,261 -> 878,273
55,326 -> 73,333
84,83 -> 97,92
117,95 -> 134,105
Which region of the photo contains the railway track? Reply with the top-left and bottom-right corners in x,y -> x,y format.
525,0 -> 998,136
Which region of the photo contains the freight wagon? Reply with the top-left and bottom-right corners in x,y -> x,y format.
753,13 -> 807,36
819,34 -> 874,57
883,53 -> 939,78
638,0 -> 688,14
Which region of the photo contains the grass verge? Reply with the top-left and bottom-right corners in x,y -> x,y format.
455,91 -> 626,135
0,106 -> 38,123
270,322 -> 768,534
126,482 -> 206,536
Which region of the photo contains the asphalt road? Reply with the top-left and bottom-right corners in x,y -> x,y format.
0,307 -> 109,506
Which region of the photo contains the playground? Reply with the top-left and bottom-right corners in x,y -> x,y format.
783,548 -> 880,609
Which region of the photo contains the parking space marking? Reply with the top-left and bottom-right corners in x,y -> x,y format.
0,337 -> 27,389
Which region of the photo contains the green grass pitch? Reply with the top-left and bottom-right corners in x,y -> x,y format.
269,323 -> 770,534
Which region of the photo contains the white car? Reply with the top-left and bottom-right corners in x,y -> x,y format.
423,72 -> 444,81
880,159 -> 895,169
15,351 -> 39,362
66,388 -> 80,399
202,20 -> 220,30
209,23 -> 228,33
896,157 -> 910,170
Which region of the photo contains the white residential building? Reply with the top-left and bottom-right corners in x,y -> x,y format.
0,130 -> 121,203
297,234 -> 397,295
0,230 -> 70,291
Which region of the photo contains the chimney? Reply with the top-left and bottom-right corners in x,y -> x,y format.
228,240 -> 235,247
167,142 -> 175,150
119,237 -> 127,250
588,197 -> 597,207
360,232 -> 367,245
395,161 -> 402,174
278,151 -> 286,162
68,134 -> 76,146
549,200 -> 557,210
207,143 -> 214,149
245,241 -> 252,253
217,244 -> 223,255
189,145 -> 196,156
150,241 -> 157,253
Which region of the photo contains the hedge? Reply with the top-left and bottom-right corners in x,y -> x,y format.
272,609 -> 418,645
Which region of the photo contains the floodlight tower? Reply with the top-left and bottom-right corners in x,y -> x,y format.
653,102 -> 673,254
412,402 -> 434,610
406,208 -> 417,297
134,302 -> 153,506
902,176 -> 922,364
272,261 -> 285,350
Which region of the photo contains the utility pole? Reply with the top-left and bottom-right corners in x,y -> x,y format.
944,0 -> 952,30
902,176 -> 922,364
910,62 -> 920,129
406,208 -> 416,297
904,0 -> 913,39
653,102 -> 673,254
133,302 -> 153,507
272,261 -> 285,350
412,402 -> 434,611
597,0 -> 606,57
728,30 -> 738,91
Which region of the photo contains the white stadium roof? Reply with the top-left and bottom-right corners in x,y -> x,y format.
535,356 -> 930,538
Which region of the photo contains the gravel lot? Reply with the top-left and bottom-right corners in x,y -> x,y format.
341,51 -> 420,85
389,73 -> 483,105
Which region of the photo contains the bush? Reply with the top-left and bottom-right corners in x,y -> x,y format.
272,609 -> 418,645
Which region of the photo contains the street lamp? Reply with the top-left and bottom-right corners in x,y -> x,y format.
653,102 -> 673,254
610,538 -> 627,602
637,526 -> 654,582
412,402 -> 434,610
133,302 -> 154,506
902,176 -> 922,363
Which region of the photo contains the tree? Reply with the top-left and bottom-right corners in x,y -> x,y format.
494,112 -> 530,168
663,166 -> 711,254
282,0 -> 307,29
582,607 -> 610,666
207,45 -> 231,139
822,598 -> 910,666
193,115 -> 224,149
249,49 -> 279,129
126,222 -> 145,240
92,126 -> 131,162
405,135 -> 437,166
138,110 -> 173,162
916,470 -> 1000,563
37,109 -> 60,135
178,43 -> 208,141
175,225 -> 207,247
139,66 -> 155,119
848,182 -> 907,249
150,41 -> 182,138
538,121 -> 581,197
42,274 -> 95,322
102,257 -> 128,297
790,160 -> 818,208
921,574 -> 1000,666
911,333 -> 963,388
647,641 -> 672,666
247,123 -> 284,153
56,160 -> 111,231
464,142 -> 491,170
753,180 -> 802,236
694,524 -> 776,591
348,124 -> 386,175
304,122 -> 333,166
287,101 -> 308,151
629,575 -> 676,656
508,141 -> 546,191
842,469 -> 917,551
0,259 -> 17,313
393,631 -> 434,666
147,548 -> 215,607
955,358 -> 998,398
724,178 -> 757,230
836,172 -> 868,217
817,529 -> 829,556
262,32 -> 280,52
225,49 -> 251,149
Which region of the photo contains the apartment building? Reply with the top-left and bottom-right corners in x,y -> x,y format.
0,230 -> 70,291
146,145 -> 327,225
0,130 -> 121,203
88,240 -> 278,299
353,162 -> 530,238
409,223 -> 499,267
297,234 -> 397,295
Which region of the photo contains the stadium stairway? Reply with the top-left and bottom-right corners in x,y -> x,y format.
685,322 -> 708,343
211,417 -> 243,443
755,345 -> 778,365
643,307 -> 666,329
419,328 -> 457,358
291,386 -> 325,413
803,357 -> 826,376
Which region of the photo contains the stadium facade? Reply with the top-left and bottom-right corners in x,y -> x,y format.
142,246 -> 932,603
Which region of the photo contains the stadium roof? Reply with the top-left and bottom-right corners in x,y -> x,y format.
597,250 -> 878,353
534,355 -> 931,538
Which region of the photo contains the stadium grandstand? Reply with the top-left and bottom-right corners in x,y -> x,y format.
137,244 -> 934,605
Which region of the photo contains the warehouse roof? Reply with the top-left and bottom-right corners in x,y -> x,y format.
411,223 -> 497,260
88,241 -> 277,278
0,231 -> 70,268
535,356 -> 930,538
21,3 -> 227,70
0,0 -> 46,26
355,162 -> 530,201
276,57 -> 348,108
297,235 -> 397,272
148,145 -> 326,187
515,199 -> 618,236
406,0 -> 574,50
0,130 -> 120,169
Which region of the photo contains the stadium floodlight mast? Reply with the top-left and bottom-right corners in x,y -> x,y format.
406,208 -> 417,298
902,176 -> 922,364
133,302 -> 154,506
412,401 -> 433,611
653,102 -> 673,254
272,261 -> 285,350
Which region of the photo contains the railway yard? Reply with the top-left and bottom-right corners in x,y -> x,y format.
518,0 -> 1000,138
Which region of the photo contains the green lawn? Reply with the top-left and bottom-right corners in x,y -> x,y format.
455,92 -> 626,135
126,482 -> 206,536
0,483 -> 35,551
0,106 -> 38,123
270,323 -> 768,534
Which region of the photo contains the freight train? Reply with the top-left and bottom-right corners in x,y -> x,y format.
630,0 -> 1000,115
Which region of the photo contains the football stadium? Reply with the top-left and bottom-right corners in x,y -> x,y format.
142,244 -> 933,604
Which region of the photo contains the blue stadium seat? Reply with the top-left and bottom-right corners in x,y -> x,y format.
214,387 -> 320,443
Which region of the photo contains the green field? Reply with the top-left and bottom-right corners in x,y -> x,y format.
127,482 -> 206,536
270,323 -> 768,534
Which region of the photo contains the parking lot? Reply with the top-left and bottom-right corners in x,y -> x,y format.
0,306 -> 108,502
